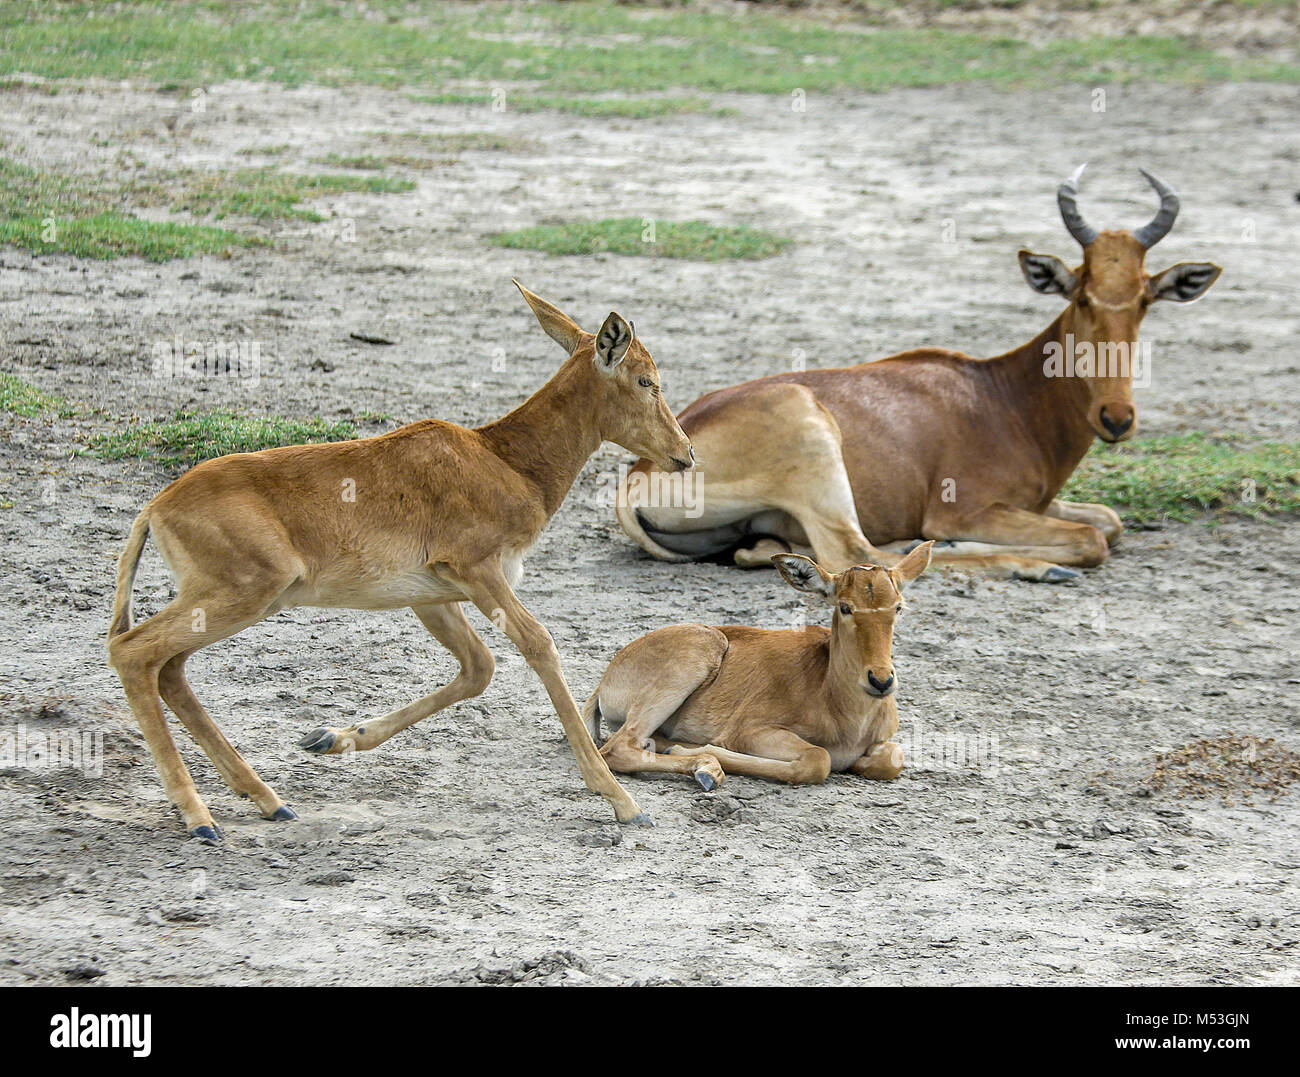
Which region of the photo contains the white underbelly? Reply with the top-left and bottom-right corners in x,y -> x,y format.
288,570 -> 463,611
284,548 -> 527,612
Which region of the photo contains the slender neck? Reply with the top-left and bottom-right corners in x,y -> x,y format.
982,309 -> 1097,493
476,354 -> 603,519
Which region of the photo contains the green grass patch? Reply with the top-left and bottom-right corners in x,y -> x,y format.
158,168 -> 415,222
412,92 -> 728,118
235,143 -> 291,157
0,210 -> 253,260
0,155 -> 254,260
90,410 -> 359,468
0,373 -> 65,417
4,2 -> 1295,97
1,154 -> 418,256
313,153 -> 389,171
489,217 -> 790,261
1062,433 -> 1300,522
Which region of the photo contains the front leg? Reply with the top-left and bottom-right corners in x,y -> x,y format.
300,601 -> 495,755
1046,498 -> 1123,544
892,501 -> 1112,581
448,561 -> 651,826
851,741 -> 904,780
667,728 -> 832,785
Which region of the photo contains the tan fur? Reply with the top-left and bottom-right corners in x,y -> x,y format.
619,187 -> 1222,581
588,543 -> 932,789
106,281 -> 694,838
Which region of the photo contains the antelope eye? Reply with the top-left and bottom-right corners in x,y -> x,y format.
638,376 -> 655,388
895,604 -> 903,613
839,602 -> 852,615
1075,293 -> 1089,309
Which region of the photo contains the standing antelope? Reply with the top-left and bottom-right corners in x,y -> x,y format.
618,167 -> 1222,581
107,282 -> 695,839
585,542 -> 932,790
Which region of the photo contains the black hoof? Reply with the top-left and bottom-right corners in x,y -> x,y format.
190,825 -> 223,843
1041,565 -> 1081,583
695,770 -> 717,792
299,727 -> 336,753
268,805 -> 297,821
622,812 -> 655,828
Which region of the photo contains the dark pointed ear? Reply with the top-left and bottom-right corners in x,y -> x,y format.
773,554 -> 836,601
1149,261 -> 1222,303
594,312 -> 633,371
513,279 -> 583,354
1018,250 -> 1077,296
889,541 -> 932,588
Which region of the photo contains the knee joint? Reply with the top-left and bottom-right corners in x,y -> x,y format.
518,632 -> 560,668
460,647 -> 495,695
1079,527 -> 1109,567
793,747 -> 832,784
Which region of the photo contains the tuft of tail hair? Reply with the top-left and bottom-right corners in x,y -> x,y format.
108,510 -> 150,646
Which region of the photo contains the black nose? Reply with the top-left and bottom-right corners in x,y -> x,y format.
867,670 -> 894,694
1100,408 -> 1133,438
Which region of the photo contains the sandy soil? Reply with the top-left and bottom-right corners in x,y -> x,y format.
1,75 -> 1298,985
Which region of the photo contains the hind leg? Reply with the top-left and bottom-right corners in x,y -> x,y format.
595,624 -> 728,790
730,512 -> 815,568
159,652 -> 292,820
111,577 -> 289,837
110,603 -> 231,838
602,726 -> 725,791
632,383 -> 884,572
722,390 -> 882,572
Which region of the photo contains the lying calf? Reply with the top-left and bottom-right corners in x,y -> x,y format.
585,542 -> 932,790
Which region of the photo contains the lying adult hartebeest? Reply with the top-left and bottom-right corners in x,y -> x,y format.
107,282 -> 694,839
618,167 -> 1222,581
585,542 -> 932,789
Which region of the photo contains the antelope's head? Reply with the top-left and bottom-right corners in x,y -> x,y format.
773,542 -> 932,698
1019,166 -> 1222,444
515,280 -> 695,473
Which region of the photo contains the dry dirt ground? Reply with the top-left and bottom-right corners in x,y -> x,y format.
1,76 -> 1298,985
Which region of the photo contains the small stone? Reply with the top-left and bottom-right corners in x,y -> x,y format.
691,794 -> 742,825
306,870 -> 355,886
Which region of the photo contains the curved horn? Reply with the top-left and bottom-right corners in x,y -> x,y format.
1057,163 -> 1098,248
1132,168 -> 1180,249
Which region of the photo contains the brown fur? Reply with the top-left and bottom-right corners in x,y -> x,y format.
107,281 -> 694,838
586,543 -> 932,789
619,183 -> 1222,581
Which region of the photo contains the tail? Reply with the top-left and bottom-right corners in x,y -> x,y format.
582,691 -> 602,744
617,498 -> 753,562
615,482 -> 694,563
108,509 -> 150,643
616,464 -> 753,561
